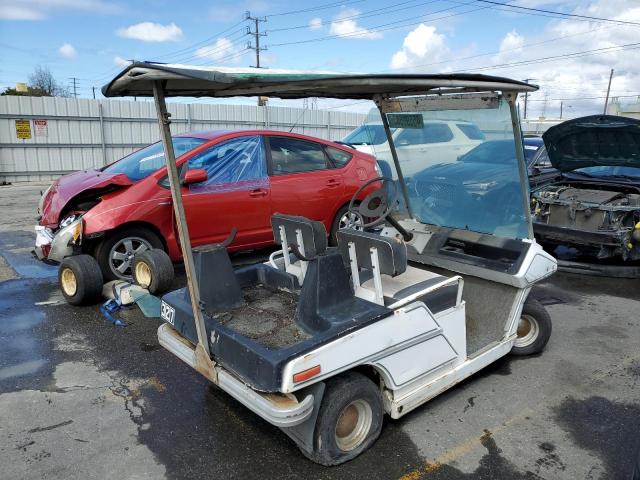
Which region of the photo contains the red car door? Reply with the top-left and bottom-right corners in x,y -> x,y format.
181,135 -> 272,248
266,135 -> 345,230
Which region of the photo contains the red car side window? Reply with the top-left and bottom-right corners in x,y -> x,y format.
269,137 -> 330,175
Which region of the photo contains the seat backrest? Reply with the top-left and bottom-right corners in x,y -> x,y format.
271,213 -> 328,258
337,229 -> 407,277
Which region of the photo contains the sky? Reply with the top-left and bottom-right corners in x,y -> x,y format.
1,0 -> 639,118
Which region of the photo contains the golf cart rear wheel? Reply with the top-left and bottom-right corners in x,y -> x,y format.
306,371 -> 383,465
59,255 -> 103,306
132,249 -> 174,295
511,298 -> 552,356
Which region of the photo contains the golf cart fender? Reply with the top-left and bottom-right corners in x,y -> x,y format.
279,382 -> 326,455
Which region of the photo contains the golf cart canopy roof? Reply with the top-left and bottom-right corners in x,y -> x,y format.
102,62 -> 538,100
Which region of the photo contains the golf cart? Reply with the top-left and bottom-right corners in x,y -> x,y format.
101,64 -> 556,465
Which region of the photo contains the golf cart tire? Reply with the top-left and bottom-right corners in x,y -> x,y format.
511,298 -> 552,356
304,371 -> 383,466
132,249 -> 174,295
95,226 -> 164,281
59,255 -> 104,306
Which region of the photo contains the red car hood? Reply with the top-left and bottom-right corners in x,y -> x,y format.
40,169 -> 133,227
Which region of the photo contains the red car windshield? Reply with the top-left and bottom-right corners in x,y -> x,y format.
103,137 -> 207,181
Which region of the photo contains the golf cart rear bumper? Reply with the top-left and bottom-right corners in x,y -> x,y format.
157,323 -> 315,428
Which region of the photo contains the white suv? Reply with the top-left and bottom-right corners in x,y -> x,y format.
342,120 -> 485,176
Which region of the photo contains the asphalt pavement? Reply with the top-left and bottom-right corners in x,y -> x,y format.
1,182 -> 639,480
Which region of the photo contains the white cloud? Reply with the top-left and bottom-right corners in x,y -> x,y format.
390,24 -> 449,70
195,37 -> 244,64
309,17 -> 322,31
117,22 -> 183,43
0,0 -> 122,20
113,56 -> 131,67
493,29 -> 524,63
59,43 -> 77,59
329,8 -> 382,40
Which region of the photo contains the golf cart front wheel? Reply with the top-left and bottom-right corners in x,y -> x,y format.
132,249 -> 174,295
511,298 -> 552,356
305,372 -> 383,466
59,255 -> 104,305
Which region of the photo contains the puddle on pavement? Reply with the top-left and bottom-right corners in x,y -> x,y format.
0,280 -> 50,383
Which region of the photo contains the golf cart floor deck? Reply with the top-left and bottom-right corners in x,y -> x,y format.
210,285 -> 311,349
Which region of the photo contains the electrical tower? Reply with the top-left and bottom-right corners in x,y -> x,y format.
69,77 -> 79,97
246,12 -> 267,68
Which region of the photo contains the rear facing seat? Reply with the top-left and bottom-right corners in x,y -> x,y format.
336,229 -> 462,314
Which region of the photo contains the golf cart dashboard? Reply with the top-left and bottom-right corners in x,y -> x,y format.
380,222 -> 531,278
421,229 -> 530,275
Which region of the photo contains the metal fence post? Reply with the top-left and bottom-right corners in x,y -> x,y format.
327,111 -> 331,139
98,102 -> 107,166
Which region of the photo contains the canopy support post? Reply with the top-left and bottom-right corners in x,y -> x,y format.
152,82 -> 216,380
374,97 -> 414,218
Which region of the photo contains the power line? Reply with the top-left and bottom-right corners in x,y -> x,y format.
385,23 -> 617,72
471,0 -> 640,27
268,0 -> 440,33
458,41 -> 640,73
269,1 -> 487,47
266,0 -> 366,17
526,93 -> 640,102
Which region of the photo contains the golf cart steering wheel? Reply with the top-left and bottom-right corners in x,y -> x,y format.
348,176 -> 398,228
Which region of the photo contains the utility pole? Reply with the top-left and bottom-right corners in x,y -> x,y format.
560,101 -> 563,119
69,77 -> 79,98
92,86 -> 96,99
522,78 -> 534,119
246,11 -> 267,68
603,68 -> 614,114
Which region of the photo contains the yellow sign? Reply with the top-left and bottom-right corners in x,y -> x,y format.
16,120 -> 32,140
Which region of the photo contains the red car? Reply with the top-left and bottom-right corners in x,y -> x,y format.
35,130 -> 379,280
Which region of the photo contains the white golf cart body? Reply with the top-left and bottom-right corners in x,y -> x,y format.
103,64 -> 556,463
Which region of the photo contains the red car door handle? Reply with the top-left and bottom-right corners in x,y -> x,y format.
249,188 -> 268,197
326,178 -> 341,187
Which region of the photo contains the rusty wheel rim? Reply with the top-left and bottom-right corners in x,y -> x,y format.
135,261 -> 152,288
60,267 -> 77,296
515,314 -> 539,348
334,399 -> 372,451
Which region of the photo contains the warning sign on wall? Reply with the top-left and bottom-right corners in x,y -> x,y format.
15,120 -> 32,140
34,119 -> 48,137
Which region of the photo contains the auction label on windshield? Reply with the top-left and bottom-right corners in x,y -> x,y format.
387,113 -> 424,129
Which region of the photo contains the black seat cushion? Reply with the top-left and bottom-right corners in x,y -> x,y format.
271,213 -> 327,257
337,229 -> 407,277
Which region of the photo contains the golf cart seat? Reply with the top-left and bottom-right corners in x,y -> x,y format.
337,229 -> 462,314
270,213 -> 328,285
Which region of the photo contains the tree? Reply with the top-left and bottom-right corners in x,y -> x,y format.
1,66 -> 70,97
28,66 -> 70,97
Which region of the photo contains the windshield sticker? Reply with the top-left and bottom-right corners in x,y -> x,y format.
387,114 -> 424,129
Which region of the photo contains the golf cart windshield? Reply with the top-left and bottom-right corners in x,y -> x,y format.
343,124 -> 391,145
371,93 -> 530,239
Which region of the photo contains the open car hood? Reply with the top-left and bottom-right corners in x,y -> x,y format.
542,115 -> 640,172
